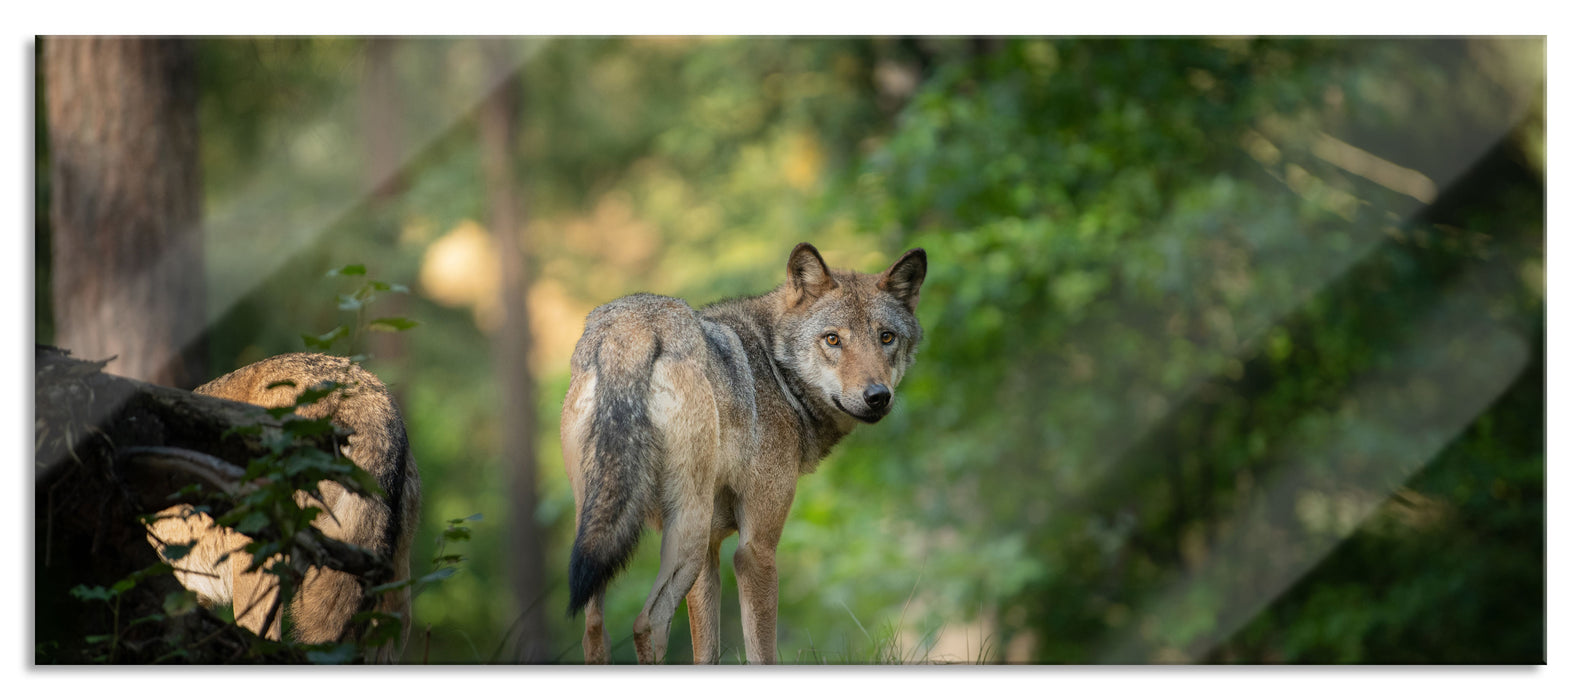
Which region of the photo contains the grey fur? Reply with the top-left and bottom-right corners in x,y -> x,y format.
562,242 -> 926,664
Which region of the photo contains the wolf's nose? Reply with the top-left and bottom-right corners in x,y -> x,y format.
863,384 -> 892,410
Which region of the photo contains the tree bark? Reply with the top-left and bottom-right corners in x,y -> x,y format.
360,38 -> 410,374
479,40 -> 549,662
44,37 -> 207,389
361,38 -> 406,203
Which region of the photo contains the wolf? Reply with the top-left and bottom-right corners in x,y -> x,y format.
145,353 -> 422,663
562,242 -> 927,664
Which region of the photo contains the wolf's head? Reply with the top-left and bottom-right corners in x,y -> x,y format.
775,242 -> 927,424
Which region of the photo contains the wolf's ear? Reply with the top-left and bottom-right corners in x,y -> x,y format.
786,242 -> 837,304
877,248 -> 927,313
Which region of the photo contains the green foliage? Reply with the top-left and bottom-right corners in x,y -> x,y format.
304,265 -> 418,360
138,37 -> 1540,664
68,561 -> 175,662
370,513 -> 478,599
797,37 -> 1543,664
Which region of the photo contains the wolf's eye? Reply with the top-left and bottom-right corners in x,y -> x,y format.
824,333 -> 841,347
880,331 -> 895,345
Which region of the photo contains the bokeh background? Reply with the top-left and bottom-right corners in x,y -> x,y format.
34,36 -> 1545,664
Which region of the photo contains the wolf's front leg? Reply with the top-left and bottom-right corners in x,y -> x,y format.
732,537 -> 779,664
733,479 -> 793,664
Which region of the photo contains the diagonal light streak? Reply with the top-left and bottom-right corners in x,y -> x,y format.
910,41 -> 1542,661
1073,47 -> 1543,664
1028,43 -> 1541,534
101,38 -> 547,381
1311,131 -> 1439,204
1098,272 -> 1530,663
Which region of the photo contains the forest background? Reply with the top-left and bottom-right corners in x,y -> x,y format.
33,36 -> 1545,664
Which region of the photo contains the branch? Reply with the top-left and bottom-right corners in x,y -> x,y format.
118,445 -> 249,499
35,344 -> 338,483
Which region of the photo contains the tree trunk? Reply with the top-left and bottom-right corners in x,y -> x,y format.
44,37 -> 207,389
360,37 -> 411,377
479,40 -> 549,663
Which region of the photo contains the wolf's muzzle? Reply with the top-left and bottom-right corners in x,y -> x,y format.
863,384 -> 892,410
832,392 -> 887,423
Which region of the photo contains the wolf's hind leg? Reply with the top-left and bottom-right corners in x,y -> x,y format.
582,591 -> 611,664
633,506 -> 711,664
632,355 -> 719,664
685,535 -> 724,664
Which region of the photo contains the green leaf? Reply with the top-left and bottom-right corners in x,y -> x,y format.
302,326 -> 349,351
128,613 -> 166,628
317,326 -> 351,344
222,423 -> 263,439
163,590 -> 200,617
367,317 -> 419,332
282,417 -> 334,438
159,542 -> 195,562
84,634 -> 113,644
235,511 -> 270,534
164,483 -> 204,500
337,294 -> 364,311
295,381 -> 344,407
327,264 -> 366,277
132,561 -> 173,581
70,585 -> 113,602
366,579 -> 412,596
338,467 -> 386,498
355,613 -> 404,648
351,610 -> 402,624
417,568 -> 459,585
364,280 -> 396,294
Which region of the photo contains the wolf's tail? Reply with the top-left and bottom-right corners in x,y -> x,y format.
567,331 -> 661,617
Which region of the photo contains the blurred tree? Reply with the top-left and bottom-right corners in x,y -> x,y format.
480,40 -> 550,662
361,37 -> 410,373
44,37 -> 207,388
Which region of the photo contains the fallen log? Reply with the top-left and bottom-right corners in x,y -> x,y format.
34,345 -> 387,663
